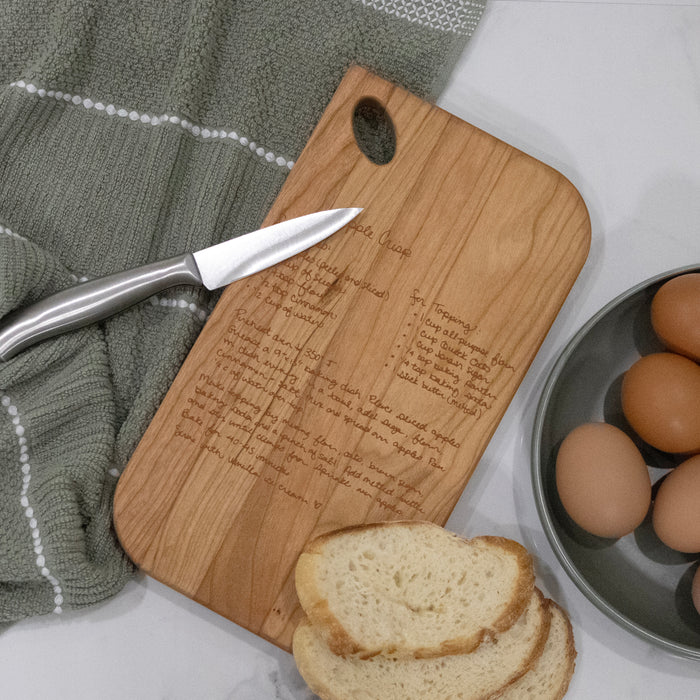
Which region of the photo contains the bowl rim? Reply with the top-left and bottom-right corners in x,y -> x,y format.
531,263 -> 700,661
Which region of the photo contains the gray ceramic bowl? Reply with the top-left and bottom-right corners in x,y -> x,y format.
532,264 -> 700,660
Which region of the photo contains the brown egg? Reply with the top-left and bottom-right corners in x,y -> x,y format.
652,454 -> 700,553
651,273 -> 700,362
621,353 -> 700,454
555,422 -> 651,538
693,567 -> 700,616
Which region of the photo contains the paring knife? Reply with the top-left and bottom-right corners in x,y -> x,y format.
0,208 -> 361,361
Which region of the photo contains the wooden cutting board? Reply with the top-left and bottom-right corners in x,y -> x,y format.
113,66 -> 590,651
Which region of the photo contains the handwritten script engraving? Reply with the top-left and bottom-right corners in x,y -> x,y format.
169,241 -> 519,517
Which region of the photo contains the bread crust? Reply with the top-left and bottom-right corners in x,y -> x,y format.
489,598 -> 577,700
485,589 -> 551,699
291,617 -> 336,700
292,588 -> 553,700
547,599 -> 577,700
294,520 -> 536,659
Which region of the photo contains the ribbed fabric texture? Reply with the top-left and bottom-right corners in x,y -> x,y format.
0,0 -> 485,621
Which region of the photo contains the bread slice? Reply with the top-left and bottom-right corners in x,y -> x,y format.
295,521 -> 535,658
292,587 -> 550,700
493,600 -> 576,700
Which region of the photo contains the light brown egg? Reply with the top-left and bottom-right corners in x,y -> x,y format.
652,454 -> 700,553
555,422 -> 651,538
621,353 -> 700,454
651,273 -> 700,362
693,567 -> 700,616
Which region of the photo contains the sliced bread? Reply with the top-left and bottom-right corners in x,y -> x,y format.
493,600 -> 576,700
292,587 -> 550,700
294,521 -> 535,658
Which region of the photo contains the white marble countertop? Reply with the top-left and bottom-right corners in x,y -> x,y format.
3,2 -> 700,698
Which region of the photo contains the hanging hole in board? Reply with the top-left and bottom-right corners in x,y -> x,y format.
352,98 -> 396,165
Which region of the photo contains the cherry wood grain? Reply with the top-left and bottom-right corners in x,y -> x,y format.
113,66 -> 590,651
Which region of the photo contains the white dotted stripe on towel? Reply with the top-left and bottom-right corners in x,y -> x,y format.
1,394 -> 64,614
0,223 -> 24,241
3,224 -> 84,283
360,0 -> 483,36
148,294 -> 209,322
9,80 -> 295,170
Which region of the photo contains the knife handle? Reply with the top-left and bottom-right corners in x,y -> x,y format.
0,254 -> 202,361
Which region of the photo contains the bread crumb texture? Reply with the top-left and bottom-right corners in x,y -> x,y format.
293,521 -> 576,699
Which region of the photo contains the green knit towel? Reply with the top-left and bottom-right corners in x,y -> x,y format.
0,0 -> 485,621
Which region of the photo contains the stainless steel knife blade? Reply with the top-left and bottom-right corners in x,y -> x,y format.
193,208 -> 361,290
